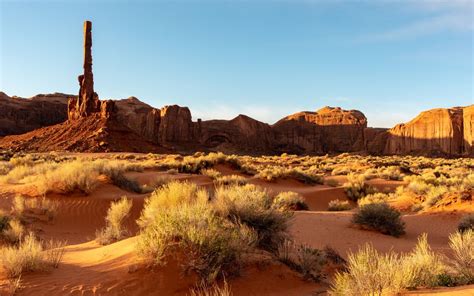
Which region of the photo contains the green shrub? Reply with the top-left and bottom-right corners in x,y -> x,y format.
352,203 -> 405,237
327,199 -> 351,211
214,185 -> 291,253
458,213 -> 474,233
272,192 -> 308,211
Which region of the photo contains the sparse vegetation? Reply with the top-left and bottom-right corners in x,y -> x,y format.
214,175 -> 247,186
448,230 -> 473,284
272,192 -> 308,211
343,173 -> 375,201
458,213 -> 474,233
352,203 -> 405,237
96,197 -> 133,245
327,199 -> 351,211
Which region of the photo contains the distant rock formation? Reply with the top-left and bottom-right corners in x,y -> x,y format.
273,107 -> 367,154
383,107 -> 467,156
0,92 -> 70,136
0,21 -> 472,157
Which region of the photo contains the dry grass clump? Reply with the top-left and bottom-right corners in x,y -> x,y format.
327,199 -> 351,211
325,179 -> 339,187
357,192 -> 391,207
189,280 -> 232,296
256,166 -> 322,184
352,203 -> 405,237
276,240 -> 344,282
11,195 -> 58,221
214,175 -> 247,186
2,219 -> 25,244
137,182 -> 256,283
201,168 -> 222,179
330,234 -> 447,295
343,173 -> 375,202
0,233 -> 65,279
458,213 -> 474,233
96,197 -> 133,245
448,230 -> 473,284
272,192 -> 308,211
214,184 -> 292,253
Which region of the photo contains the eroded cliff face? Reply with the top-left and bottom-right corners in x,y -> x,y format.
463,105 -> 474,156
384,107 -> 466,156
0,92 -> 70,136
272,107 -> 367,154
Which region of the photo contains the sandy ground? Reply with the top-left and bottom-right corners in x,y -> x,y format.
0,167 -> 472,295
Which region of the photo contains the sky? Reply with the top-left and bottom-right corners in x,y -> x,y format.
0,0 -> 473,128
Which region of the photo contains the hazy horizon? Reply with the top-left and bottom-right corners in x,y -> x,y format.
1,0 -> 473,128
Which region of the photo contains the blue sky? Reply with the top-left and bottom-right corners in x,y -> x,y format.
1,0 -> 472,127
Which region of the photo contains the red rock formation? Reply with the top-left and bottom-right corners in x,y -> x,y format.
463,105 -> 474,156
272,107 -> 367,153
199,115 -> 274,154
0,92 -> 70,136
158,105 -> 195,144
384,107 -> 465,156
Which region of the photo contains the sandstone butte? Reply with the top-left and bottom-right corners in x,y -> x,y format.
0,21 -> 472,157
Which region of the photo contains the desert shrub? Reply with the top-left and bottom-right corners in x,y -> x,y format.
422,186 -> 449,209
11,195 -> 58,221
295,244 -> 327,281
201,169 -> 222,180
330,244 -> 405,295
325,179 -> 339,187
327,199 -> 351,211
448,230 -> 473,283
138,181 -> 208,227
352,203 -> 405,237
0,161 -> 13,175
402,233 -> 446,288
44,240 -> 67,268
357,193 -> 390,207
272,192 -> 308,211
107,171 -> 143,193
137,187 -> 256,283
0,212 -> 10,233
189,280 -> 232,296
214,175 -> 247,186
288,169 -> 323,185
458,213 -> 474,233
343,174 -> 375,201
3,219 -> 25,243
331,167 -> 350,176
214,185 -> 291,253
276,240 -> 331,282
256,167 -> 284,182
96,197 -> 132,245
1,233 -> 44,278
378,166 -> 403,181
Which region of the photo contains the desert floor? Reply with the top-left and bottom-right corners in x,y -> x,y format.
0,154 -> 472,296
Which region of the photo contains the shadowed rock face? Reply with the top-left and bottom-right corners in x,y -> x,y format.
272,107 -> 367,154
0,92 -> 71,136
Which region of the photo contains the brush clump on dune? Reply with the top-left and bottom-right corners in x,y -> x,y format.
137,181 -> 257,283
213,184 -> 292,253
96,196 -> 133,245
352,203 -> 405,237
327,199 -> 351,211
272,192 -> 308,211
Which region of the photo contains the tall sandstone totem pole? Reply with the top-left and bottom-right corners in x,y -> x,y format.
68,21 -> 112,120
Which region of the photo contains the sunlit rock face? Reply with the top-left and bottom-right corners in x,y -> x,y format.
384,107 -> 467,156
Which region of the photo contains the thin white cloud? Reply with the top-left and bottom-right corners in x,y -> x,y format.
357,0 -> 473,42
